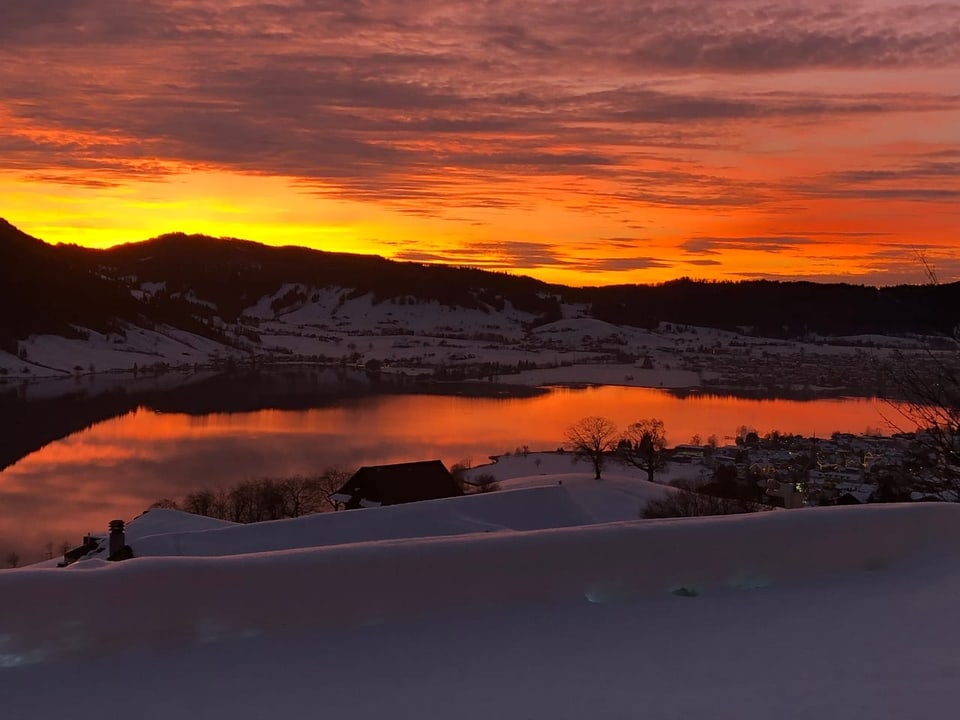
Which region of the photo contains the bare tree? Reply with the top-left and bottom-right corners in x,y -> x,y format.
463,472 -> 500,494
566,416 -> 620,479
642,484 -> 764,519
183,488 -> 216,517
449,458 -> 472,489
878,255 -> 960,497
253,478 -> 287,521
884,346 -> 960,494
228,481 -> 255,522
313,467 -> 353,511
279,475 -> 317,518
211,487 -> 230,519
735,425 -> 758,446
5,551 -> 20,568
156,466 -> 356,522
619,418 -> 668,482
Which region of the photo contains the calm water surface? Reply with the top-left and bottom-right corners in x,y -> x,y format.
1,385 -> 902,562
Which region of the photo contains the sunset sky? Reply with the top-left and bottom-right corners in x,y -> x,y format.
2,0 -> 958,286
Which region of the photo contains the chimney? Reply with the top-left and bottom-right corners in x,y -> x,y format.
108,519 -> 126,560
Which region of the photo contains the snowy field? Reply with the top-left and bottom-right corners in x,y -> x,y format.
2,465 -> 959,718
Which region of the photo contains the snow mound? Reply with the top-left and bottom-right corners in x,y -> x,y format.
126,508 -> 237,543
533,317 -> 622,334
497,473 -> 674,523
2,503 -> 958,669
132,485 -> 593,558
466,452 -> 676,522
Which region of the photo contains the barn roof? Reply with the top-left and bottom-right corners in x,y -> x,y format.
335,460 -> 462,508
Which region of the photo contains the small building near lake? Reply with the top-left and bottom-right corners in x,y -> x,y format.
332,460 -> 463,510
672,444 -> 708,463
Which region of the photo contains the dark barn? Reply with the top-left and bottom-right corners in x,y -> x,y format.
333,460 -> 463,509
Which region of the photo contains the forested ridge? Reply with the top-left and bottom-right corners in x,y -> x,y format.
2,218 -> 957,350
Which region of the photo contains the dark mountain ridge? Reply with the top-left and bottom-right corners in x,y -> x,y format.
101,231 -> 564,321
0,219 -> 144,351
588,278 -> 960,339
2,219 -> 958,350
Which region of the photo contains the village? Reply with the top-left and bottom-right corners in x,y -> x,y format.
660,427 -> 958,510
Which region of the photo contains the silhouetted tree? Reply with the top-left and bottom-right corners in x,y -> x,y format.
735,425 -> 758,446
872,468 -> 913,503
884,346 -> 960,496
879,258 -> 959,494
183,488 -> 216,517
700,464 -> 762,504
475,473 -> 500,493
312,467 -> 353,511
566,416 -> 619,479
642,481 -> 765,519
157,467 -> 355,522
619,418 -> 667,482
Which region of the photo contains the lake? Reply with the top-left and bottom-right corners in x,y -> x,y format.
0,373 -> 910,564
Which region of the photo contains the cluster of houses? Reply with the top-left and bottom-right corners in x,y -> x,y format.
675,430 -> 957,508
680,341 -> 898,397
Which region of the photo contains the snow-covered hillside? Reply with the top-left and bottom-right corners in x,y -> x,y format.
1,289 -> 932,403
3,220 -> 956,396
0,291 -> 620,378
2,496 -> 959,719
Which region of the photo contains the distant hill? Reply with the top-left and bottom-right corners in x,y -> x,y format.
0,219 -> 142,352
2,219 -> 958,354
100,232 -> 565,324
587,278 -> 960,339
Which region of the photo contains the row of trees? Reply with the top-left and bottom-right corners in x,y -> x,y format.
154,468 -> 352,523
564,416 -> 771,519
885,349 -> 960,490
565,416 -> 668,481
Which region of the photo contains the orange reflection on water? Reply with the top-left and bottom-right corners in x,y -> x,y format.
349,387 -> 904,452
103,407 -> 337,438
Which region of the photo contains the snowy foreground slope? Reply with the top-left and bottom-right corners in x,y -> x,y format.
2,499 -> 960,719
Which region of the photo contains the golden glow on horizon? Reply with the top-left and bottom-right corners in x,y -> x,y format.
1,169 -> 421,256
4,158 -> 958,287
